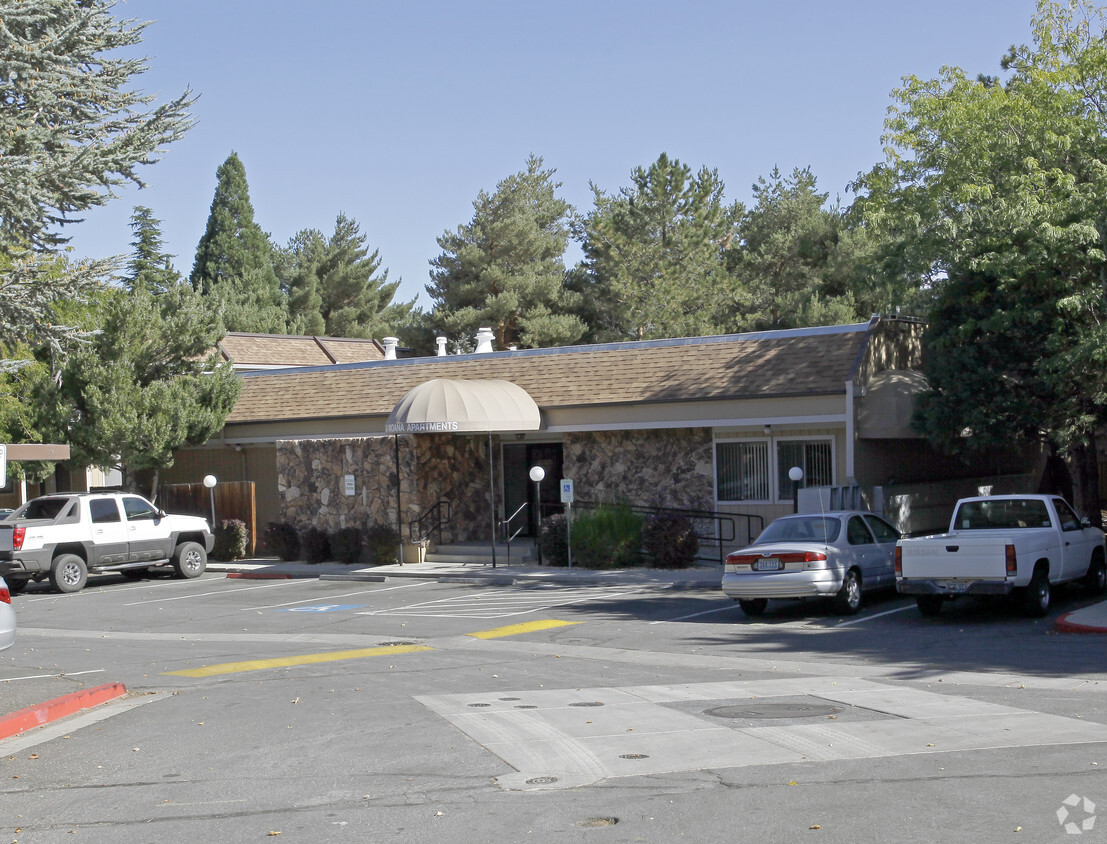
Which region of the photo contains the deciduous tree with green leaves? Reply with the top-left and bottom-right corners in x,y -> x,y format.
428,155 -> 584,350
854,0 -> 1107,518
190,152 -> 287,334
574,153 -> 741,341
0,0 -> 194,368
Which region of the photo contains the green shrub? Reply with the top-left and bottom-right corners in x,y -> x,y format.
330,527 -> 363,564
264,522 -> 300,562
212,519 -> 249,561
300,526 -> 331,564
642,512 -> 699,569
571,504 -> 643,569
365,524 -> 400,565
536,513 -> 569,567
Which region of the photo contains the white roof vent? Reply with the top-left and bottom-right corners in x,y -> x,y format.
382,337 -> 399,360
475,327 -> 495,354
436,336 -> 448,357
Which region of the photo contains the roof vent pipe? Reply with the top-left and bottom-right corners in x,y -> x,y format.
475,327 -> 495,354
436,336 -> 448,357
383,337 -> 398,360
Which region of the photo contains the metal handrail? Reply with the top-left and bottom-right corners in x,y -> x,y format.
500,501 -> 529,544
574,500 -> 762,565
410,499 -> 452,545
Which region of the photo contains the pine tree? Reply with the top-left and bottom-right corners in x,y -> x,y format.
0,0 -> 194,368
428,155 -> 584,350
277,214 -> 415,338
190,152 -> 287,333
575,154 -> 740,341
126,207 -> 181,295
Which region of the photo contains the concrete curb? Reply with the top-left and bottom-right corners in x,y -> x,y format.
0,682 -> 128,741
1055,611 -> 1107,634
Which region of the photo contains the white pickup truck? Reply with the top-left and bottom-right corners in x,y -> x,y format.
0,491 -> 214,594
895,494 -> 1106,617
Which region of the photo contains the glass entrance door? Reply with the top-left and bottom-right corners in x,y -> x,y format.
502,442 -> 563,537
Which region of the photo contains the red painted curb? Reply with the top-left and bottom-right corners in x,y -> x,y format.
1055,611 -> 1107,634
0,682 -> 128,741
226,572 -> 292,579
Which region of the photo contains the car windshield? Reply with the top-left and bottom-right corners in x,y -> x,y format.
955,499 -> 1052,529
755,516 -> 841,544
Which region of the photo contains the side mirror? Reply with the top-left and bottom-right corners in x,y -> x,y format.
1081,516 -> 1092,528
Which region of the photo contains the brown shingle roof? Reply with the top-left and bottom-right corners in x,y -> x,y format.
227,324 -> 873,425
218,333 -> 384,368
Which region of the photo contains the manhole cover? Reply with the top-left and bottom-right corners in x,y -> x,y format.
514,705 -> 538,709
618,753 -> 650,759
569,701 -> 605,707
706,703 -> 842,720
467,703 -> 491,708
577,817 -> 619,828
376,641 -> 418,646
526,776 -> 559,785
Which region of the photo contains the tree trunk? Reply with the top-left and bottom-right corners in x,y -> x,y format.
1070,436 -> 1102,527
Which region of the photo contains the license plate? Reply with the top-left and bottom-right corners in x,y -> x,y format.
943,581 -> 969,593
754,558 -> 781,572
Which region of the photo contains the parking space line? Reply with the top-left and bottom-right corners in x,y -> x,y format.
359,585 -> 647,620
834,605 -> 915,627
467,619 -> 581,639
162,643 -> 433,678
247,580 -> 433,610
123,580 -> 302,606
649,603 -> 740,624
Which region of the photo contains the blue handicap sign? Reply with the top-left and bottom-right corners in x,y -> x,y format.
277,604 -> 366,613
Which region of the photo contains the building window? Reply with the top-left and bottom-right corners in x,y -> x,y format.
777,439 -> 833,500
715,440 -> 770,502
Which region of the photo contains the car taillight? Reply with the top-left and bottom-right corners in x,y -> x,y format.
726,551 -> 827,565
894,546 -> 902,576
12,526 -> 24,551
0,584 -> 9,604
1006,544 -> 1017,575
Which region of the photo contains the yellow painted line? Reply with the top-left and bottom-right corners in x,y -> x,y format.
466,619 -> 582,640
162,644 -> 433,678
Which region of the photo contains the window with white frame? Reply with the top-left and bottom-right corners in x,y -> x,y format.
715,440 -> 770,502
777,439 -> 833,499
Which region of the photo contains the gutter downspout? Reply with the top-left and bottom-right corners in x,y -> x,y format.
845,379 -> 856,483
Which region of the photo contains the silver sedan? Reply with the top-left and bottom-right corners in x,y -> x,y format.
722,511 -> 901,617
0,576 -> 15,651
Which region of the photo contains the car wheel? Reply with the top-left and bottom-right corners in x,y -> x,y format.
1083,553 -> 1106,596
738,598 -> 767,617
50,554 -> 88,593
1022,567 -> 1051,618
173,541 -> 207,578
833,568 -> 862,615
916,595 -> 944,617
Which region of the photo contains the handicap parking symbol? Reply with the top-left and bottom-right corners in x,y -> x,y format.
277,604 -> 366,613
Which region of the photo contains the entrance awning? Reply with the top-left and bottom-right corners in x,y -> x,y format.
385,379 -> 541,434
856,369 -> 929,439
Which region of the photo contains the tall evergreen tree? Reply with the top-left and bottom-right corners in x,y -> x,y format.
190,152 -> 287,333
428,155 -> 584,350
40,213 -> 239,497
730,167 -> 860,331
575,153 -> 740,341
277,214 -> 414,339
0,0 -> 193,369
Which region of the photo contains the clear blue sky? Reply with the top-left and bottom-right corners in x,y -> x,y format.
64,0 -> 1041,312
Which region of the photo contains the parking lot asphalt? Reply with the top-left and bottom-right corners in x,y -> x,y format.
3,556 -> 1106,743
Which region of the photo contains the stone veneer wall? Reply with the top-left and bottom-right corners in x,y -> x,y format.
275,434 -> 499,546
413,434 -> 498,544
276,438 -> 421,534
563,428 -> 714,510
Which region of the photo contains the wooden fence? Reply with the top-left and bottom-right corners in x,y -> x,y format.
161,481 -> 257,556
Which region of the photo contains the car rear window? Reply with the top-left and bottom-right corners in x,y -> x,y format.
20,498 -> 72,520
757,516 -> 841,543
955,499 -> 1051,529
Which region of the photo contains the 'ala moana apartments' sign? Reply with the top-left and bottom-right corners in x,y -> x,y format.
386,421 -> 460,434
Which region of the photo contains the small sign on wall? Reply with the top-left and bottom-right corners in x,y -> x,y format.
344,474 -> 356,496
